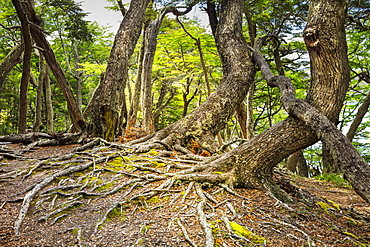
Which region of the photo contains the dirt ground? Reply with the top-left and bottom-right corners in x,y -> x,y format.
0,142 -> 369,247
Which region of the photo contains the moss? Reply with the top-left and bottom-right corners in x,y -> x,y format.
150,160 -> 165,168
317,198 -> 341,215
106,157 -> 134,171
343,231 -> 359,239
343,216 -> 359,225
95,181 -> 117,192
316,201 -> 331,214
213,171 -> 224,175
70,228 -> 80,235
229,221 -> 266,244
147,196 -> 159,204
148,149 -> 159,156
326,199 -> 341,211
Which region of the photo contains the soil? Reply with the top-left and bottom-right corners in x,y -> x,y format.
0,142 -> 369,247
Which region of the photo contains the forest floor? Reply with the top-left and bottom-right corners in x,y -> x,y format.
0,141 -> 369,247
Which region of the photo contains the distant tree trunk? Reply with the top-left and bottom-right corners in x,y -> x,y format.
16,0 -> 85,131
0,42 -> 24,94
87,0 -> 150,141
245,83 -> 255,139
12,0 -> 32,134
126,36 -> 145,130
182,78 -> 198,118
346,91 -> 370,142
235,103 -> 248,139
44,64 -> 53,133
286,151 -> 308,177
72,40 -> 83,111
153,81 -> 175,130
33,53 -> 45,132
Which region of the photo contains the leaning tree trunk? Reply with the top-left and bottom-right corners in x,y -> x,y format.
17,0 -> 85,131
129,0 -> 255,153
12,0 -> 32,134
207,0 -> 351,202
141,5 -> 195,134
86,0 -> 150,141
0,42 -> 24,94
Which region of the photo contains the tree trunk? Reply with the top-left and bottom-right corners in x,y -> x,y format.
285,151 -> 308,177
72,40 -> 83,111
44,64 -> 53,133
33,53 -> 45,132
141,10 -> 167,134
141,5 -> 195,134
12,0 -> 32,134
130,0 -> 255,153
208,0 -> 351,202
87,0 -> 150,141
126,35 -> 146,130
17,1 -> 85,131
0,42 -> 24,94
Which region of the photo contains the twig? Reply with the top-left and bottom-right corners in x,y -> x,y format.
176,218 -> 198,247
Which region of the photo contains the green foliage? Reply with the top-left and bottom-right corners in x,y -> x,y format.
314,173 -> 350,188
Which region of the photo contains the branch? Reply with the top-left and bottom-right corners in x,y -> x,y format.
252,38 -> 370,204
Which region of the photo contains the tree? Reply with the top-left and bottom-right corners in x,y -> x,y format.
126,0 -> 370,204
129,0 -> 255,153
86,0 -> 151,141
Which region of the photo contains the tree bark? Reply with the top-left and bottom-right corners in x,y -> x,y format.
12,0 -> 32,134
0,42 -> 24,94
206,0 -> 351,202
33,53 -> 45,132
131,0 -> 254,153
87,0 -> 151,141
43,64 -> 53,133
285,151 -> 308,177
141,4 -> 195,134
17,1 -> 85,131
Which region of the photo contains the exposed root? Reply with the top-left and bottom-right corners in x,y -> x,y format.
14,154 -> 119,234
196,200 -> 214,247
176,218 -> 198,247
1,140 -> 369,246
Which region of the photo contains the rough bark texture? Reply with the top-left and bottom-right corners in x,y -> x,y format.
141,10 -> 167,134
18,1 -> 85,131
87,0 -> 150,141
132,0 -> 254,152
285,151 -> 308,177
0,42 -> 24,94
207,0 -> 351,202
12,0 -> 32,134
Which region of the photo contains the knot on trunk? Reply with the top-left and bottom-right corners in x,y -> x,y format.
303,27 -> 320,48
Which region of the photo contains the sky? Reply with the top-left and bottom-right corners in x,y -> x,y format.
80,0 -> 209,34
81,0 -> 125,34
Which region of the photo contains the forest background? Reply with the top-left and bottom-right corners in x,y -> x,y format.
1,0 -> 370,175
1,0 -> 370,246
